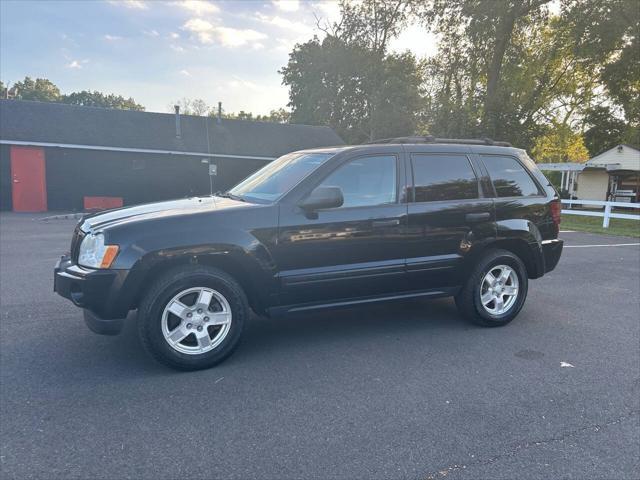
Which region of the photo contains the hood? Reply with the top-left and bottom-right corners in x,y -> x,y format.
80,196 -> 251,232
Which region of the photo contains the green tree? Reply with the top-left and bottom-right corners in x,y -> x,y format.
531,122 -> 589,163
327,0 -> 410,53
583,106 -> 639,156
416,0 -> 554,138
12,76 -> 61,102
282,36 -> 423,143
256,108 -> 291,123
564,0 -> 639,136
63,90 -> 144,111
170,98 -> 209,116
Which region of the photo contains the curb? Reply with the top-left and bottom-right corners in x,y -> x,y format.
40,213 -> 84,222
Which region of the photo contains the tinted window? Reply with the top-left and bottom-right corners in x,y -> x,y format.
411,154 -> 478,202
483,155 -> 541,197
318,155 -> 397,208
229,152 -> 334,202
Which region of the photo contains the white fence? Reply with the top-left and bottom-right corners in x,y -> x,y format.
561,199 -> 640,228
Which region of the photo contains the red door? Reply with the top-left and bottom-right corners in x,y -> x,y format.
11,146 -> 48,212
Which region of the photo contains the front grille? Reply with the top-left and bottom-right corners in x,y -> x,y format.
70,226 -> 85,263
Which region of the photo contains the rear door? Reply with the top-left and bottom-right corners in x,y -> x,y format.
405,148 -> 495,289
275,151 -> 409,306
478,153 -> 549,236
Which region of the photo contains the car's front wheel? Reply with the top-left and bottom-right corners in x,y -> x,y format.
455,249 -> 528,327
138,265 -> 247,370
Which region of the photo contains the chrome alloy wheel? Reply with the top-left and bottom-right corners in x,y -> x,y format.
161,287 -> 232,355
479,265 -> 519,316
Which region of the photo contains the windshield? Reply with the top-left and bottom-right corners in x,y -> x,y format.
228,152 -> 335,202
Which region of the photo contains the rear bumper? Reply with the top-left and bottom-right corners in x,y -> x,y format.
542,239 -> 563,274
54,255 -> 130,334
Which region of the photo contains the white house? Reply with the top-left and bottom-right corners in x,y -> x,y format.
577,144 -> 640,201
538,144 -> 640,202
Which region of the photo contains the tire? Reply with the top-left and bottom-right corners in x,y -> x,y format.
137,265 -> 248,370
455,249 -> 528,327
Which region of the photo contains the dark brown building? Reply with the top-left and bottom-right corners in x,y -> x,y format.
0,100 -> 343,211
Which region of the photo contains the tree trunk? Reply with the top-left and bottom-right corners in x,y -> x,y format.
482,4 -> 520,138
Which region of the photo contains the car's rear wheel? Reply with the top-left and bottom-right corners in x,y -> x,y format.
455,249 -> 528,327
138,265 -> 247,370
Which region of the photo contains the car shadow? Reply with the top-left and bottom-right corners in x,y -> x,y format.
235,297 -> 471,363
28,297 -> 471,381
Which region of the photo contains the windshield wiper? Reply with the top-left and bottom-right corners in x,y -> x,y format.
215,191 -> 246,202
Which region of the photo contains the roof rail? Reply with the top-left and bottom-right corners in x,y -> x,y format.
366,136 -> 512,147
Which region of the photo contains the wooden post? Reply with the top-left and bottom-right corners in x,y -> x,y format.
603,203 -> 611,228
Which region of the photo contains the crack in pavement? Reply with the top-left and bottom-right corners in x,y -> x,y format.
424,409 -> 640,479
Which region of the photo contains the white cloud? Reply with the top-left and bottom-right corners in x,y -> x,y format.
272,0 -> 299,12
104,34 -> 123,41
255,12 -> 312,35
169,32 -> 180,39
143,29 -> 160,37
170,44 -> 186,52
183,18 -> 267,47
228,77 -> 260,90
175,0 -> 219,15
66,59 -> 88,69
180,69 -> 192,76
108,0 -> 148,10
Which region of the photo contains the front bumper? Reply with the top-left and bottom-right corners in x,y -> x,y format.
542,239 -> 563,274
54,255 -> 130,335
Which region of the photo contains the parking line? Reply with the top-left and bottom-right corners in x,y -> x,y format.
564,243 -> 640,248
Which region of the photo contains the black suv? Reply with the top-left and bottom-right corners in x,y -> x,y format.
54,138 -> 563,370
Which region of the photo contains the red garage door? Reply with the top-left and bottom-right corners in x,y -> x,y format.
11,146 -> 47,212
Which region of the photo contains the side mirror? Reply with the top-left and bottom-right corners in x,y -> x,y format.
299,186 -> 344,213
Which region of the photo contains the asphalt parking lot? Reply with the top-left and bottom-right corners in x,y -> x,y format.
1,212 -> 638,480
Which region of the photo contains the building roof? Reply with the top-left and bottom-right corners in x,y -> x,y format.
537,163 -> 586,171
0,99 -> 344,159
585,144 -> 640,172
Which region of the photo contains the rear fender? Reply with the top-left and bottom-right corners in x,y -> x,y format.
465,219 -> 545,279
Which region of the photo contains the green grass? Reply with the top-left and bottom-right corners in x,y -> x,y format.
561,214 -> 640,238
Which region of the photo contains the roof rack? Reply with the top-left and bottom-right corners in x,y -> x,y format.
366,136 -> 512,147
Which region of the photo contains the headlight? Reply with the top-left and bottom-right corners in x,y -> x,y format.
78,233 -> 119,269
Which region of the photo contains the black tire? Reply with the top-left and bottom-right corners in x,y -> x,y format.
455,249 -> 528,327
137,265 -> 248,370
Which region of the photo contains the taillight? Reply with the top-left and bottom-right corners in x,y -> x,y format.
550,200 -> 561,226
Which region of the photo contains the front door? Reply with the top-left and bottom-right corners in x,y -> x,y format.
275,153 -> 408,306
11,146 -> 47,212
405,152 -> 495,289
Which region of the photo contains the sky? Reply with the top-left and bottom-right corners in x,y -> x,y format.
0,0 -> 437,115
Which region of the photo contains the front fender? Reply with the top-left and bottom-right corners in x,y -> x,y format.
109,215 -> 278,314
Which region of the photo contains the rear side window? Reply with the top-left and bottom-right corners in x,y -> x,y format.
411,154 -> 479,202
482,155 -> 541,197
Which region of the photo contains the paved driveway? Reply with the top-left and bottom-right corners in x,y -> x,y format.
1,213 -> 638,479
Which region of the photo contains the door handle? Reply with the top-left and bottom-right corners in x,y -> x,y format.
465,212 -> 491,223
372,219 -> 400,228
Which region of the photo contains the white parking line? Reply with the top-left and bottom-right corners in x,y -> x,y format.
564,243 -> 640,248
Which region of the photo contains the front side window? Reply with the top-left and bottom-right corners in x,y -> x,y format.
229,152 -> 335,202
482,155 -> 541,197
411,154 -> 479,202
317,155 -> 397,208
